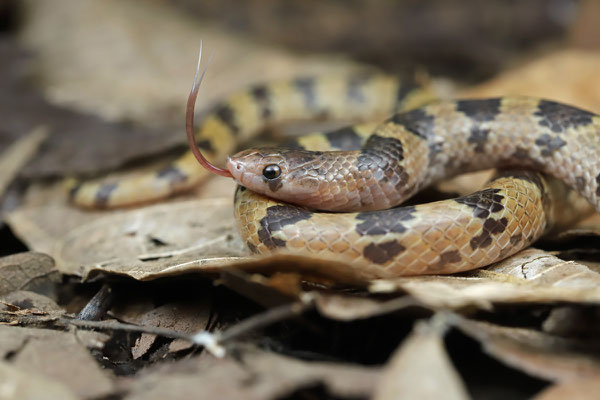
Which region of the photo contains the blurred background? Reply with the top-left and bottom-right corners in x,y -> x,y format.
1,0 -> 599,205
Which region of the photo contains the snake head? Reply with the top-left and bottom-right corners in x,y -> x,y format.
227,148 -> 324,207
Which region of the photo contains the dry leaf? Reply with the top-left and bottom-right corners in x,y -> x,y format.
0,252 -> 60,296
131,302 -> 211,359
53,198 -> 246,279
373,318 -> 469,400
534,376 -> 600,400
0,361 -> 78,400
450,315 -> 600,382
0,324 -> 108,358
0,290 -> 63,313
125,346 -> 379,400
11,330 -> 113,398
542,306 -> 600,337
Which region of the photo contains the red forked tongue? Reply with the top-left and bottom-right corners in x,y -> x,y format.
186,42 -> 233,178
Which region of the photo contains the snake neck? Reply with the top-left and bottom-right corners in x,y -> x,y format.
231,96 -> 600,214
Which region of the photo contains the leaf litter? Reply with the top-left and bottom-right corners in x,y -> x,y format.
1,0 -> 600,399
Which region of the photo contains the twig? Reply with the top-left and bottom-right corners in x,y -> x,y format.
77,284 -> 115,320
216,300 -> 311,343
1,299 -> 314,358
60,317 -> 192,341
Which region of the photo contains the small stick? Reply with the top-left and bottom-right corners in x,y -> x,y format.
77,283 -> 115,321
1,299 -> 312,358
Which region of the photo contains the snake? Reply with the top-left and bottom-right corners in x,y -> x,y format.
70,53 -> 600,278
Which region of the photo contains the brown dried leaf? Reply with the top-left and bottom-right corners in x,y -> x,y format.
131,301 -> 211,359
6,185 -> 120,255
374,318 -> 469,400
0,252 -> 60,296
534,376 -> 600,400
450,315 -> 600,382
542,306 -> 600,337
125,346 -> 379,400
8,170 -> 237,251
52,198 -> 246,279
11,328 -> 113,398
0,324 -> 108,359
0,290 -> 63,313
0,361 -> 78,400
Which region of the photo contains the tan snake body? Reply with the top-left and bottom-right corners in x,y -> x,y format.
70,73 -> 600,277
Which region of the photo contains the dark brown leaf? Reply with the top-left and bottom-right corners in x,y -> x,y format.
0,252 -> 59,296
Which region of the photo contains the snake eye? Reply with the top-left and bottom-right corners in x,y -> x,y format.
262,164 -> 281,180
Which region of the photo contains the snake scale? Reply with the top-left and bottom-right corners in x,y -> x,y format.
70,61 -> 600,278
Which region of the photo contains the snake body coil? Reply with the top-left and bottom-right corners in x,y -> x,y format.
71,73 -> 600,277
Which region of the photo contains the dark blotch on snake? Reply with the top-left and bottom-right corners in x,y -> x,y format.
68,181 -> 82,200
357,135 -> 403,172
535,133 -> 567,157
455,188 -> 504,219
363,240 -> 405,264
395,79 -> 421,109
283,139 -> 306,150
431,250 -> 462,270
157,166 -> 188,186
267,178 -> 283,192
535,100 -> 595,133
246,241 -> 258,254
470,217 -> 508,250
257,205 -> 313,249
214,104 -> 240,135
346,73 -> 371,104
511,147 -> 530,160
388,108 -> 435,139
428,142 -> 444,164
250,84 -> 272,119
94,183 -> 118,207
325,126 -> 364,150
283,150 -> 320,170
575,177 -> 586,192
509,233 -> 523,246
233,185 -> 246,204
468,127 -> 490,153
355,206 -> 417,236
456,98 -> 501,122
294,77 -> 318,111
494,170 -> 545,194
196,139 -> 214,153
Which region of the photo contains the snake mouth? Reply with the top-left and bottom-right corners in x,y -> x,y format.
226,156 -> 252,187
